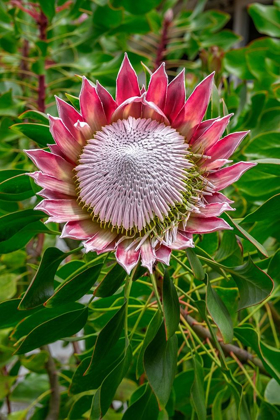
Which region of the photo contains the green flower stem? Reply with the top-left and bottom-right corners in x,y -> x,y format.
172,254 -> 193,278
129,292 -> 154,341
174,283 -> 196,304
124,270 -> 134,344
150,272 -> 163,313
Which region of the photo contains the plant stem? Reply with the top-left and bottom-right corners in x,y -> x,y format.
150,272 -> 163,313
42,345 -> 60,420
124,271 -> 134,344
153,9 -> 173,71
37,9 -> 47,113
182,313 -> 269,376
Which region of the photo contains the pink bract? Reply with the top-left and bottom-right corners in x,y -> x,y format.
26,54 -> 256,274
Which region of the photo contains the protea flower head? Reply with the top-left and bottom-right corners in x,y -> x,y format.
26,54 -> 256,274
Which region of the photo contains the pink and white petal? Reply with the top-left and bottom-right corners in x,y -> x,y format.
191,114 -> 233,153
79,77 -> 107,131
55,96 -> 85,145
173,72 -> 215,140
205,131 -> 249,162
197,202 -> 234,218
38,189 -> 73,200
25,149 -> 74,181
116,53 -> 140,105
146,63 -> 168,111
142,96 -> 170,124
96,81 -> 117,122
140,239 -> 156,273
35,199 -> 89,223
206,192 -> 234,204
111,96 -> 143,122
116,238 -> 140,274
208,162 -> 257,191
95,239 -> 117,255
74,120 -> 92,140
29,172 -> 76,196
190,117 -> 219,143
201,158 -> 230,171
84,229 -> 118,253
183,216 -> 232,234
48,144 -> 65,159
61,219 -> 99,240
49,116 -> 82,163
155,245 -> 171,265
155,244 -> 171,265
164,69 -> 185,122
168,231 -> 194,250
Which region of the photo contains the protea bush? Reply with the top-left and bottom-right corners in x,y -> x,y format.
26,55 -> 255,273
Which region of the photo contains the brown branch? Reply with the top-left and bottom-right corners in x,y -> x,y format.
181,311 -> 269,376
42,345 -> 60,420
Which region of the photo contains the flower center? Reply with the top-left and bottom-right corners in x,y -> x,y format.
75,117 -> 198,234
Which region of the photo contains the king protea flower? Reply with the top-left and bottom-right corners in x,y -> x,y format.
26,54 -> 256,274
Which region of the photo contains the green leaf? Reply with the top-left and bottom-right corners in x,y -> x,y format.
0,221 -> 54,254
186,248 -> 205,281
242,194 -> 280,224
65,93 -> 80,109
206,280 -> 233,343
0,90 -> 20,117
93,5 -> 123,29
12,303 -> 83,341
119,0 -> 162,15
0,209 -> 54,254
201,30 -> 241,50
162,269 -> 180,340
123,384 -> 159,420
94,263 -> 127,298
212,387 -> 228,420
10,123 -> 53,147
18,110 -> 49,124
235,326 -> 280,383
144,322 -> 178,408
229,258 -> 274,310
45,263 -> 104,307
20,351 -> 49,373
224,48 -> 254,79
0,273 -> 17,301
90,346 -> 132,419
16,306 -> 88,354
19,247 -> 69,310
0,173 -> 34,201
244,132 -> 280,160
191,356 -> 206,420
268,250 -> 280,290
223,213 -> 268,257
265,379 -> 280,405
86,303 -> 126,372
0,299 -> 41,329
248,3 -> 280,37
70,338 -> 126,394
136,310 -> 162,378
38,0 -> 56,21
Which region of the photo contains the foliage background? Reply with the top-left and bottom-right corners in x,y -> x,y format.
0,0 -> 280,419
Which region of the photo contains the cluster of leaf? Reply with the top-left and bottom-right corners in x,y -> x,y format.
0,0 -> 280,419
